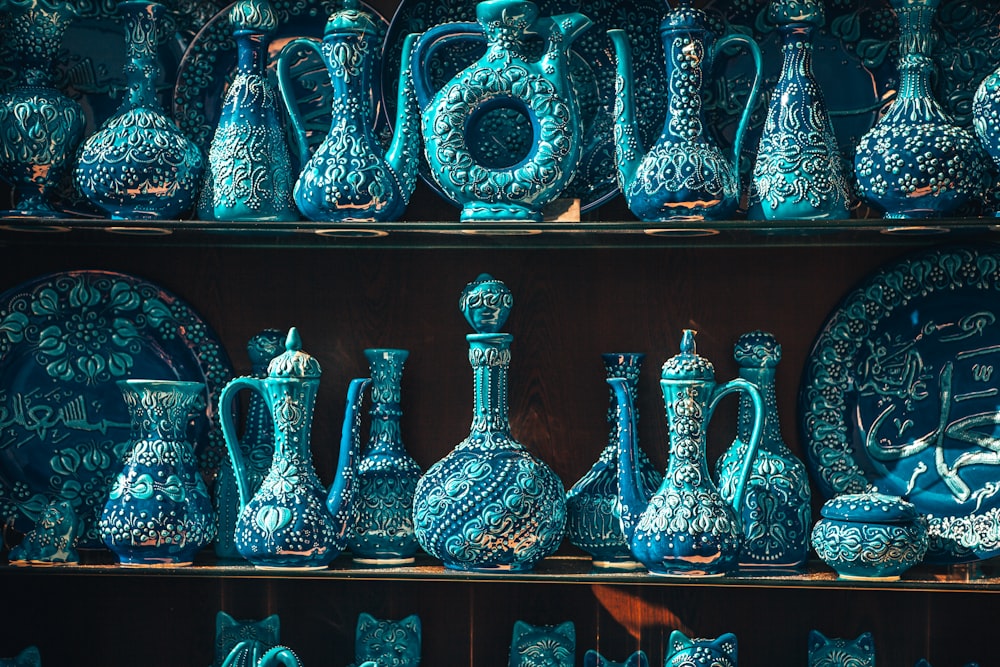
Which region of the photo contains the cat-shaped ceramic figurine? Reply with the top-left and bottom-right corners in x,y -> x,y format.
914,661 -> 979,667
583,649 -> 648,667
664,630 -> 737,667
508,621 -> 576,667
8,499 -> 80,565
807,630 -> 875,667
0,646 -> 40,667
349,613 -> 421,667
213,612 -> 281,667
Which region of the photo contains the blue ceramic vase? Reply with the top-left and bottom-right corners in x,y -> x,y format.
566,353 -> 661,570
854,0 -> 988,218
276,0 -> 420,223
614,330 -> 764,576
413,1 -> 592,222
750,0 -> 851,220
608,1 -> 762,221
200,0 -> 296,222
348,348 -> 422,565
715,332 -> 811,568
74,1 -> 204,219
412,274 -> 567,571
219,327 -> 370,569
99,379 -> 216,565
665,632 -> 737,667
214,329 -> 282,560
0,0 -> 85,218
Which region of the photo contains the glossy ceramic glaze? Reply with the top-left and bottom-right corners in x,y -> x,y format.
565,353 -> 661,570
412,274 -> 567,571
350,613 -> 421,667
807,631 -> 875,667
664,631 -> 737,667
508,621 -> 575,667
0,0 -> 85,218
715,331 -> 811,568
615,330 -> 764,576
414,1 -> 592,222
219,327 -> 370,569
348,349 -> 422,565
220,640 -> 302,667
583,650 -> 649,667
100,379 -> 216,565
811,492 -> 929,580
213,612 -> 280,667
7,498 -> 80,565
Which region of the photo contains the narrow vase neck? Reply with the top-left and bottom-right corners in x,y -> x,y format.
367,350 -> 408,456
12,6 -> 75,87
737,367 -> 783,452
603,354 -> 643,444
662,381 -> 711,476
268,378 -> 318,460
121,4 -> 164,109
324,33 -> 376,122
661,29 -> 711,144
468,334 -> 512,435
778,24 -> 815,81
235,30 -> 269,77
894,1 -> 938,102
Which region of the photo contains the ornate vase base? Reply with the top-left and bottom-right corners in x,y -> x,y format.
353,556 -> 416,566
119,560 -> 193,567
592,558 -> 645,571
838,573 -> 901,582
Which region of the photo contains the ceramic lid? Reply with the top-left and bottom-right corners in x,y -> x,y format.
734,330 -> 781,368
267,327 -> 321,378
230,0 -> 279,33
768,0 -> 825,27
324,0 -> 381,36
460,273 -> 512,334
819,492 -> 919,522
661,329 -> 715,381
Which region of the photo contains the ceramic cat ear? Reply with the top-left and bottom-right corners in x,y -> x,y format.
357,613 -> 378,635
583,649 -> 649,667
553,621 -> 576,643
808,630 -> 829,653
853,633 -> 875,654
668,630 -> 695,651
400,614 -> 421,636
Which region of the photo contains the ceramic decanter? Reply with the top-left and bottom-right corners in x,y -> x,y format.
100,379 -> 216,565
74,1 -> 204,219
348,348 -> 422,565
201,0 -> 296,222
608,0 -> 762,221
215,329 -> 283,560
412,274 -> 567,571
614,330 -> 764,576
412,0 -> 592,222
275,0 -> 420,222
749,0 -> 851,220
0,0 -> 85,218
715,332 -> 811,568
566,353 -> 661,570
218,327 -> 370,569
854,0 -> 988,218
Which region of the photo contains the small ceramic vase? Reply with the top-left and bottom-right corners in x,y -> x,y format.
348,349 -> 422,565
565,353 -> 661,570
583,650 -> 649,667
214,329 -> 283,560
811,491 -> 929,580
7,498 -> 80,565
412,274 -> 567,571
276,0 -> 420,222
664,631 -> 738,667
99,380 -> 216,565
853,0 -> 988,218
74,1 -> 205,219
750,0 -> 851,220
221,640 -> 301,667
218,327 -> 370,569
608,1 -> 762,221
807,631 -> 875,667
413,1 -> 592,222
0,0 -> 85,218
715,332 -> 811,568
200,0 -> 296,222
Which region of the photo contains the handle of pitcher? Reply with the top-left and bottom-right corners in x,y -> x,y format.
276,36 -> 325,168
713,33 -> 763,195
410,22 -> 484,111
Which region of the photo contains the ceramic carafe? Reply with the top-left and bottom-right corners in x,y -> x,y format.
614,330 -> 764,576
608,0 -> 762,221
412,0 -> 592,222
219,327 -> 370,569
275,0 -> 420,222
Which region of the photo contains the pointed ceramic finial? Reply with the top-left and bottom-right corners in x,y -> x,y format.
229,0 -> 279,34
662,329 -> 715,381
460,273 -> 513,334
266,327 -> 322,378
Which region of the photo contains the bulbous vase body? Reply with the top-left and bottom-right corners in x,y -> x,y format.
415,0 -> 592,222
565,353 -> 661,569
201,0 -> 296,222
715,332 -> 811,568
854,0 -> 988,218
0,1 -> 85,217
99,380 -> 215,565
74,1 -> 204,219
348,348 -> 422,565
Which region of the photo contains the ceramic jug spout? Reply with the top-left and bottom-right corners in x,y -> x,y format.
540,13 -> 592,79
607,29 -> 643,197
385,33 -> 421,191
609,376 -> 648,544
325,377 -> 372,532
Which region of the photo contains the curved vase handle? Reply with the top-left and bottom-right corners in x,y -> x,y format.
713,33 -> 763,195
410,22 -> 484,111
708,377 -> 763,527
276,36 -> 326,168
218,376 -> 268,512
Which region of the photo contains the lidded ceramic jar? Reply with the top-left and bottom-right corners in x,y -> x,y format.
811,492 -> 928,581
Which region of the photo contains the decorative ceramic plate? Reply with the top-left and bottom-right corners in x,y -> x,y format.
0,271 -> 233,547
800,246 -> 1000,564
173,0 -> 388,159
381,0 -> 663,214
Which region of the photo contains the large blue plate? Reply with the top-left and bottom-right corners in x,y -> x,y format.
0,271 -> 233,548
800,246 -> 1000,564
